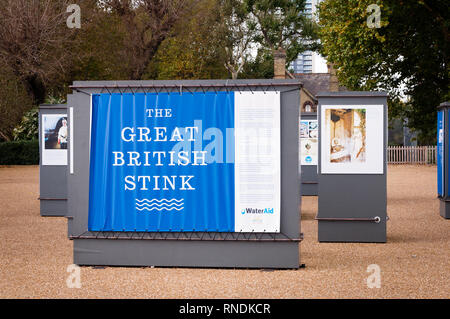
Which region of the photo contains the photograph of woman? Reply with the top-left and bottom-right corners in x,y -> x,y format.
326,109 -> 366,163
58,119 -> 68,149
44,115 -> 68,149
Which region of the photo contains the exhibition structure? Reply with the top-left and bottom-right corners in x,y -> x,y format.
437,101 -> 450,219
300,112 -> 319,196
39,104 -> 68,217
65,79 -> 301,268
38,79 -> 391,268
316,92 -> 388,243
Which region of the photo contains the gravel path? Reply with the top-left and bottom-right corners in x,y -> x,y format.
0,165 -> 448,298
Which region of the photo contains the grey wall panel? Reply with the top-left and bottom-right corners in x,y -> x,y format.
40,165 -> 67,198
67,93 -> 92,235
318,220 -> 387,243
439,201 -> 450,219
39,105 -> 68,217
317,173 -> 387,242
40,201 -> 67,217
74,240 -> 299,268
67,79 -> 301,268
301,168 -> 318,196
317,92 -> 387,243
280,88 -> 301,238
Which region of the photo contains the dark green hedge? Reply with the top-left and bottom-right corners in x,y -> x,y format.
0,140 -> 39,165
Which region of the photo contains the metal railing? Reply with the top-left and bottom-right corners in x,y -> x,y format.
387,146 -> 436,164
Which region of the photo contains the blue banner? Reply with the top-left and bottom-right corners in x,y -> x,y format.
437,110 -> 444,196
88,92 -> 235,232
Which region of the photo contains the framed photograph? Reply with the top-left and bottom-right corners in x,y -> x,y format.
321,105 -> 383,174
300,120 -> 309,138
42,114 -> 68,165
308,120 -> 318,138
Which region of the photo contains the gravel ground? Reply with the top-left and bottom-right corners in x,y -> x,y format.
0,165 -> 448,298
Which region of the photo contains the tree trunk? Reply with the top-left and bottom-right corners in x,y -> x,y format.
23,74 -> 46,105
0,130 -> 11,142
129,38 -> 165,80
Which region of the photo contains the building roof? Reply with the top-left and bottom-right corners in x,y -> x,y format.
293,73 -> 333,97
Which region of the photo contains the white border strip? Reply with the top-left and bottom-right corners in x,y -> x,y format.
320,104 -> 384,174
89,94 -> 92,157
69,106 -> 74,174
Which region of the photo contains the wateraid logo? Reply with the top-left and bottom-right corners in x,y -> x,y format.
241,208 -> 274,215
305,156 -> 312,163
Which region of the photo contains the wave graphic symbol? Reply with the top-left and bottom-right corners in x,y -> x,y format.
136,202 -> 183,208
136,206 -> 183,211
136,198 -> 183,203
135,198 -> 184,212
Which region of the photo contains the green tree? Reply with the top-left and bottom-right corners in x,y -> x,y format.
215,0 -> 256,79
12,107 -> 39,141
64,5 -> 131,91
0,69 -> 33,141
318,0 -> 449,144
145,0 -> 229,80
0,0 -> 82,105
245,0 -> 320,64
102,0 -> 199,80
239,48 -> 274,79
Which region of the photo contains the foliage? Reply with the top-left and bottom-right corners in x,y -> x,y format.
44,96 -> 67,105
0,140 -> 39,165
240,48 -> 274,79
0,0 -> 325,150
245,0 -> 320,64
12,108 -> 39,141
388,118 -> 406,146
66,7 -> 131,85
217,0 -> 256,79
0,0 -> 80,104
0,69 -> 33,141
150,37 -> 229,80
12,95 -> 67,142
318,0 -> 449,144
147,0 -> 229,80
102,0 -> 199,80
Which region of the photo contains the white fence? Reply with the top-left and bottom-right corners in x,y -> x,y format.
387,146 -> 436,164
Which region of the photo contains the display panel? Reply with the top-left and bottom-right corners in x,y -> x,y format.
87,91 -> 281,232
300,120 -> 318,165
437,110 -> 444,196
41,114 -> 68,165
321,105 -> 384,174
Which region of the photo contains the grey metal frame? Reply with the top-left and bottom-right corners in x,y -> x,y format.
300,112 -> 318,196
316,92 -> 388,243
67,79 -> 302,268
39,104 -> 68,217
